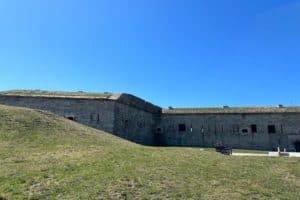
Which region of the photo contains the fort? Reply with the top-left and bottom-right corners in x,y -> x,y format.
0,90 -> 300,151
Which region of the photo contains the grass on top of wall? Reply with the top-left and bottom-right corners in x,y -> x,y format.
0,90 -> 112,99
0,104 -> 299,200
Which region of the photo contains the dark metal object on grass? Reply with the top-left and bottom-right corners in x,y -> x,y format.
215,144 -> 232,155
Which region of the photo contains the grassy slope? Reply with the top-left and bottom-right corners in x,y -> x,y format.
0,105 -> 299,200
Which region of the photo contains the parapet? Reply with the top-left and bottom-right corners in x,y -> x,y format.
116,93 -> 162,114
0,90 -> 162,114
0,90 -> 113,99
163,106 -> 300,114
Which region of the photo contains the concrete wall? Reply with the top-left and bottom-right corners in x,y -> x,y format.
156,113 -> 300,151
0,96 -> 115,133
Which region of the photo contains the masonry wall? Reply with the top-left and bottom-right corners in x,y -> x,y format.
113,102 -> 160,145
1,94 -> 300,150
0,95 -> 161,145
157,113 -> 300,151
0,96 -> 115,133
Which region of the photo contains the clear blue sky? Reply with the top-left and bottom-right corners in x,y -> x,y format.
0,0 -> 300,108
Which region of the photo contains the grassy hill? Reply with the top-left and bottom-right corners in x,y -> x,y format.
0,105 -> 299,199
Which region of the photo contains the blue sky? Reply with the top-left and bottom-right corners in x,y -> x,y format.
0,0 -> 300,108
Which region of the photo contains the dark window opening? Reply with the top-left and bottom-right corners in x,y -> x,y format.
124,120 -> 130,128
268,125 -> 276,134
178,124 -> 186,132
242,129 -> 248,133
97,114 -> 100,123
294,141 -> 300,152
251,124 -> 257,133
67,116 -> 74,121
90,114 -> 93,121
156,128 -> 162,133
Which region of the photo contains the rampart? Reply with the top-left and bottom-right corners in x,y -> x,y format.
0,90 -> 300,151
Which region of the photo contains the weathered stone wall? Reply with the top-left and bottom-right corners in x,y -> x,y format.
156,113 -> 300,151
117,94 -> 162,114
0,96 -> 115,133
0,94 -> 161,145
1,93 -> 300,151
113,102 -> 159,145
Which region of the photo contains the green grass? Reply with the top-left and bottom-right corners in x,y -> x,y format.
232,149 -> 269,154
201,148 -> 268,154
162,106 -> 300,114
0,105 -> 299,199
0,90 -> 112,99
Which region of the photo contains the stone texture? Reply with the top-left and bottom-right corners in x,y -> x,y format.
0,93 -> 161,145
0,92 -> 300,151
0,96 -> 115,132
113,102 -> 157,145
156,113 -> 300,151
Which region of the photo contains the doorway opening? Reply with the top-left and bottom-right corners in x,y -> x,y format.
294,140 -> 300,152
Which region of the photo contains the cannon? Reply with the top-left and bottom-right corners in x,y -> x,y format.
215,143 -> 232,155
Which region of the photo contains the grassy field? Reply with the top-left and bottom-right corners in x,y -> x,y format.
0,105 -> 299,199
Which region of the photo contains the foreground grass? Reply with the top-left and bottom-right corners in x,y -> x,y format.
0,105 -> 299,199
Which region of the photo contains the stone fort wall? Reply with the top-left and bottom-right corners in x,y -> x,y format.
0,94 -> 161,145
0,96 -> 115,133
155,113 -> 300,151
113,102 -> 158,145
0,93 -> 300,151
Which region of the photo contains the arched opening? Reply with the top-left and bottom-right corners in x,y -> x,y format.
67,116 -> 74,121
